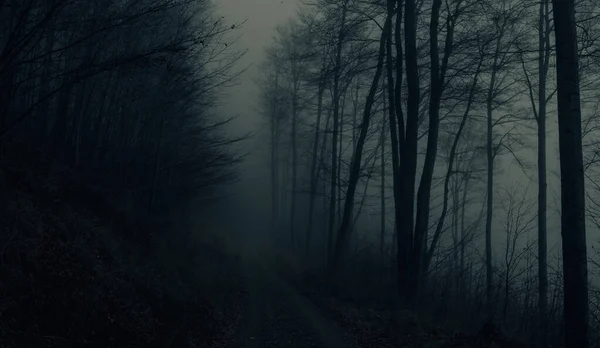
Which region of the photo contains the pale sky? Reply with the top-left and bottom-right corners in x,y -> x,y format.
216,0 -> 299,133
215,0 -> 300,228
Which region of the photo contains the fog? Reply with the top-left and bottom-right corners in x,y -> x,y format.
216,0 -> 581,256
1,0 -> 599,347
216,0 -> 299,233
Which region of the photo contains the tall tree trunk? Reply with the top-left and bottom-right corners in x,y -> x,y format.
338,91 -> 345,227
321,112 -> 331,262
380,93 -> 387,269
399,0 -> 420,304
271,75 -> 280,236
290,65 -> 299,247
386,0 -> 404,296
352,144 -> 380,228
537,1 -> 551,345
413,0 -> 457,301
485,37 -> 501,315
352,83 -> 359,150
424,57 -> 481,273
282,141 -> 291,227
306,82 -> 325,255
413,0 -> 444,296
332,17 -> 389,269
451,176 -> 460,289
552,0 -> 589,346
459,172 -> 470,279
328,1 -> 348,266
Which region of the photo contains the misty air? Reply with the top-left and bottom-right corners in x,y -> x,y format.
0,0 -> 598,347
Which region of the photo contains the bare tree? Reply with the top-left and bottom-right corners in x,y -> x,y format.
552,0 -> 590,346
518,0 -> 553,343
424,38 -> 485,273
332,10 -> 390,269
496,183 -> 536,321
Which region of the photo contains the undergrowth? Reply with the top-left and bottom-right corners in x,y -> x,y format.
278,256 -> 527,348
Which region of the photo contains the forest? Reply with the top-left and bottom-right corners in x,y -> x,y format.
257,0 -> 600,346
1,0 -> 599,347
0,0 -> 245,347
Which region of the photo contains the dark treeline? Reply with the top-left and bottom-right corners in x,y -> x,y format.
0,0 -> 244,346
258,0 -> 600,346
1,0 -> 242,212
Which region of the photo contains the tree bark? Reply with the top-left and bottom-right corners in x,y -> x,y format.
327,1 -> 348,266
332,16 -> 389,269
271,73 -> 280,236
485,35 -> 501,315
398,0 -> 420,304
552,0 -> 589,346
424,56 -> 481,273
290,59 -> 299,246
386,0 -> 404,292
537,2 -> 551,345
380,94 -> 387,269
306,81 -> 325,255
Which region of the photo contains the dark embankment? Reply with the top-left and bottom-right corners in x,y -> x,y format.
0,160 -> 243,348
0,1 -> 246,346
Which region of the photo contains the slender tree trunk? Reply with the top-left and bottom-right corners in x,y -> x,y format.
332,17 -> 389,269
352,144 -> 380,228
424,56 -> 481,273
399,0 -> 420,304
413,0 -> 458,300
552,0 -> 589,346
485,39 -> 500,315
386,0 -> 404,296
306,82 -> 325,255
338,91 -> 345,227
274,117 -> 281,232
380,95 -> 387,269
291,68 -> 299,246
328,1 -> 348,266
485,107 -> 494,316
381,0 -> 405,297
538,1 -> 551,345
353,83 -> 359,150
413,0 -> 444,295
460,172 -> 470,276
271,78 -> 280,236
281,140 -> 291,227
321,114 -> 331,262
451,177 -> 460,289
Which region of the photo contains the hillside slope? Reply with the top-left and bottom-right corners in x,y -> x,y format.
0,164 -> 243,348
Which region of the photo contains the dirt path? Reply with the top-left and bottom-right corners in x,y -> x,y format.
237,245 -> 355,348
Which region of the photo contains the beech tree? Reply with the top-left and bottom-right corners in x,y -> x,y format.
552,0 -> 590,346
518,0 -> 553,343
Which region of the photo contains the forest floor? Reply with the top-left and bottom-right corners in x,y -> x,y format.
233,246 -> 355,348
263,249 -> 525,348
294,276 -> 515,348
